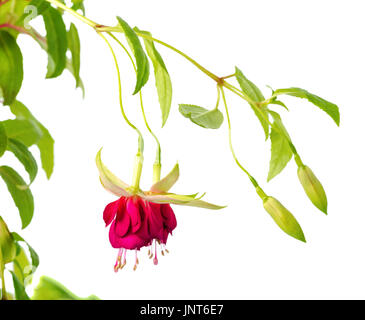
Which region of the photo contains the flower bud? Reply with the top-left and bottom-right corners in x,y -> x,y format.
0,216 -> 16,264
263,197 -> 306,242
297,165 -> 327,214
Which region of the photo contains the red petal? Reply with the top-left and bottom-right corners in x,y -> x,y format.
156,228 -> 170,244
147,202 -> 164,238
103,200 -> 119,226
118,234 -> 148,250
114,209 -> 130,238
161,204 -> 177,232
132,202 -> 151,241
126,197 -> 142,233
109,220 -> 123,248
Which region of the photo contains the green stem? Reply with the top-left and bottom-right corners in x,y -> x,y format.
98,32 -> 144,154
107,32 -> 161,166
99,26 -> 221,83
294,154 -> 304,167
139,92 -> 161,163
0,250 -> 6,300
46,0 -> 97,27
220,86 -> 264,193
136,33 -> 220,83
0,271 -> 5,300
153,163 -> 161,183
221,73 -> 236,80
0,23 -> 46,46
131,154 -> 143,192
214,85 -> 221,110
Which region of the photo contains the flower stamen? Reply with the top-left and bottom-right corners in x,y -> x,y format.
133,250 -> 139,271
161,244 -> 169,254
153,240 -> 159,265
114,248 -> 124,272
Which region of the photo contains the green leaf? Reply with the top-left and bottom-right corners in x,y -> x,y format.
235,67 -> 269,139
2,119 -> 42,147
235,66 -> 264,102
36,130 -> 54,179
24,0 -> 50,17
0,216 -> 16,264
117,17 -> 150,94
269,110 -> 291,140
42,6 -> 68,78
21,2 -> 85,95
267,111 -> 293,181
32,276 -> 99,300
150,163 -> 179,193
12,234 -> 38,287
179,104 -> 224,129
67,23 -> 83,92
274,87 -> 340,126
270,100 -> 289,111
13,246 -> 31,285
7,139 -> 38,183
71,0 -> 85,14
0,166 -> 34,229
10,271 -> 30,300
27,244 -> 39,269
251,106 -> 270,139
10,101 -> 54,179
137,29 -> 172,126
0,122 -> 8,157
268,127 -> 292,181
12,232 -> 39,268
0,31 -> 23,105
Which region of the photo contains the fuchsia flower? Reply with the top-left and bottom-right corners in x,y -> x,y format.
96,150 -> 224,272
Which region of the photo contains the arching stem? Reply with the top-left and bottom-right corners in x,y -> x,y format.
106,32 -> 162,182
220,86 -> 267,199
98,32 -> 144,190
0,251 -> 6,300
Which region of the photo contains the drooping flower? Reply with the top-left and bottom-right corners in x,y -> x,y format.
96,149 -> 224,271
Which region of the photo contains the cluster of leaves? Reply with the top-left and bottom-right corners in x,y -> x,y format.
178,66 -> 339,240
234,70 -> 339,182
0,0 -> 90,300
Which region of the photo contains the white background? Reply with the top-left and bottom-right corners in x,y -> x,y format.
1,0 -> 365,299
